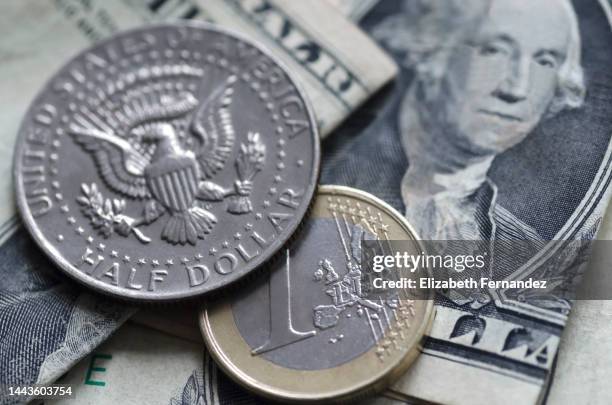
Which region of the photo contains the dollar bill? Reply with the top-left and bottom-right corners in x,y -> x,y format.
546,300 -> 612,405
0,227 -> 135,405
546,206 -> 612,405
0,1 -> 395,402
108,308 -> 412,404
47,322 -> 214,405
318,0 -> 612,404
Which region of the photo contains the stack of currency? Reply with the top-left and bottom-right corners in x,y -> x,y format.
2,0 -> 612,404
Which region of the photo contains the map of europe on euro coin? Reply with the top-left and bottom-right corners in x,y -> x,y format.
200,185 -> 434,403
13,23 -> 320,302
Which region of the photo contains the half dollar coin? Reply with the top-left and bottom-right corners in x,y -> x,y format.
14,23 -> 320,301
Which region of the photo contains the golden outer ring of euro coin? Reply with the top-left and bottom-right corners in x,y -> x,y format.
199,185 -> 435,403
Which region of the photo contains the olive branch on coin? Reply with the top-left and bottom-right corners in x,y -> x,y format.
77,183 -> 152,243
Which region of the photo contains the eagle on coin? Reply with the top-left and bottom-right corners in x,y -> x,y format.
68,74 -> 258,246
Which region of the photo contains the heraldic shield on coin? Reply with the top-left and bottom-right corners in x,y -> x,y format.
200,186 -> 434,403
13,23 -> 320,301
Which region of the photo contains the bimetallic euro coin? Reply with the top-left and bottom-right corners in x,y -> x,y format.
199,185 -> 434,403
13,23 -> 320,301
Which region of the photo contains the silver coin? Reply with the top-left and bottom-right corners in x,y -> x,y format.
13,23 -> 320,301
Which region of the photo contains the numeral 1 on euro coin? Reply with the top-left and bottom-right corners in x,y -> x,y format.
252,249 -> 316,355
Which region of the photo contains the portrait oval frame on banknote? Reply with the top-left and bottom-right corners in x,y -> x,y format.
13,22 -> 320,302
350,0 -> 612,318
200,185 -> 435,403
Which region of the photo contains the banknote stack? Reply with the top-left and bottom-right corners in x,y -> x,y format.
2,0 -> 612,404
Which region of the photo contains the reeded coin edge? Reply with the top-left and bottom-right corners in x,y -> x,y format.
13,21 -> 321,302
199,185 -> 435,403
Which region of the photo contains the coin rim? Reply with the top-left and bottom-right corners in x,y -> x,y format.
199,185 -> 435,403
13,21 -> 321,302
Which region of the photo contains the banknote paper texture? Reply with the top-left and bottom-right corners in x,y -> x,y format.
0,229 -> 135,404
546,205 -> 612,405
547,300 -> 612,405
47,322 -> 215,405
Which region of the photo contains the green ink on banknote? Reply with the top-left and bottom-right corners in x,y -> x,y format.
84,354 -> 112,386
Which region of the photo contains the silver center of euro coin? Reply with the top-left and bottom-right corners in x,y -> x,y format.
14,23 -> 319,301
233,218 -> 400,370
